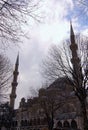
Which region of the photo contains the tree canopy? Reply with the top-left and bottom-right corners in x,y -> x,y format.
0,53 -> 12,103
41,30 -> 88,130
0,0 -> 41,49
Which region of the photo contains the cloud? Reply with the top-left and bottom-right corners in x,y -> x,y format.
7,0 -> 81,108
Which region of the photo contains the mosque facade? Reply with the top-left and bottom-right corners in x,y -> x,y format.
8,24 -> 88,130
10,77 -> 88,130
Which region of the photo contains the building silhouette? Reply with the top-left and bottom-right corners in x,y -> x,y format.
9,24 -> 88,130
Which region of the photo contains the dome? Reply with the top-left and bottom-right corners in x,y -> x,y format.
47,77 -> 71,90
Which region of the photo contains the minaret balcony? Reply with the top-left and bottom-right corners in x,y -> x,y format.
12,82 -> 18,86
70,43 -> 78,50
13,71 -> 19,75
10,94 -> 16,98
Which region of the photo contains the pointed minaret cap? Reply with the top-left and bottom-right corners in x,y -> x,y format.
14,52 -> 19,72
70,20 -> 75,36
70,20 -> 77,47
16,52 -> 19,65
70,21 -> 78,54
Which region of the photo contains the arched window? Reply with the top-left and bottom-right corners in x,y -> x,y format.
33,118 -> 36,125
24,120 -> 27,126
30,119 -> 32,126
12,121 -> 14,127
27,121 -> 30,126
15,121 -> 18,127
40,118 -> 44,125
21,120 -> 24,126
71,120 -> 77,129
37,118 -> 40,125
43,117 -> 47,124
63,121 -> 70,128
57,121 -> 62,128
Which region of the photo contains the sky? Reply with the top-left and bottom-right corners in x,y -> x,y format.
6,0 -> 88,108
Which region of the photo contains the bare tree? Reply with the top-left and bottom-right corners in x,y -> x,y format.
76,0 -> 88,11
0,102 -> 14,128
39,88 -> 63,130
0,53 -> 12,103
41,25 -> 88,130
0,0 -> 41,49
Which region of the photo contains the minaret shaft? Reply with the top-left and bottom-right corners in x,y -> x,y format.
70,23 -> 83,86
10,54 -> 19,109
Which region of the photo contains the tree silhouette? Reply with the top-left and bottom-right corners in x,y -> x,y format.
42,24 -> 88,130
0,53 -> 12,103
0,0 -> 41,49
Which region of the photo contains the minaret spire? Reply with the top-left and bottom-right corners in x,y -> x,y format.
70,21 -> 75,42
70,22 -> 79,64
10,53 -> 19,109
15,52 -> 19,71
70,22 -> 78,53
69,22 -> 83,86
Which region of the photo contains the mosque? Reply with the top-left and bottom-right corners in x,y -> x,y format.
5,24 -> 88,130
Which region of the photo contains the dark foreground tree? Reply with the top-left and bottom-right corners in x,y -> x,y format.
41,24 -> 88,130
0,102 -> 14,128
0,53 -> 12,103
0,0 -> 41,49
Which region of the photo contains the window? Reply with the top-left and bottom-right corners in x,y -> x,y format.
57,121 -> 62,128
71,120 -> 77,129
63,121 -> 70,128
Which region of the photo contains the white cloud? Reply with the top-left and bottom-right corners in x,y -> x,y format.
81,28 -> 88,37
7,0 -> 81,108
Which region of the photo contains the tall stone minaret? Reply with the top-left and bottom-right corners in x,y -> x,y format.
70,23 -> 83,87
10,54 -> 19,109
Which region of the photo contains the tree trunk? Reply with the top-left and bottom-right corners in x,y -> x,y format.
80,98 -> 88,130
47,118 -> 54,130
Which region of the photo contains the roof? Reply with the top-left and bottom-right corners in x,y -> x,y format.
56,112 -> 77,120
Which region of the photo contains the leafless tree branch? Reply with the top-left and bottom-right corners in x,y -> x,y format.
0,0 -> 41,49
0,53 -> 12,103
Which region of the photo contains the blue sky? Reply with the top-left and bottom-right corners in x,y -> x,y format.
6,0 -> 88,108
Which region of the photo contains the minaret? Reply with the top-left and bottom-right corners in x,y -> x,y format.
70,22 -> 79,65
70,22 -> 83,86
10,54 -> 19,109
